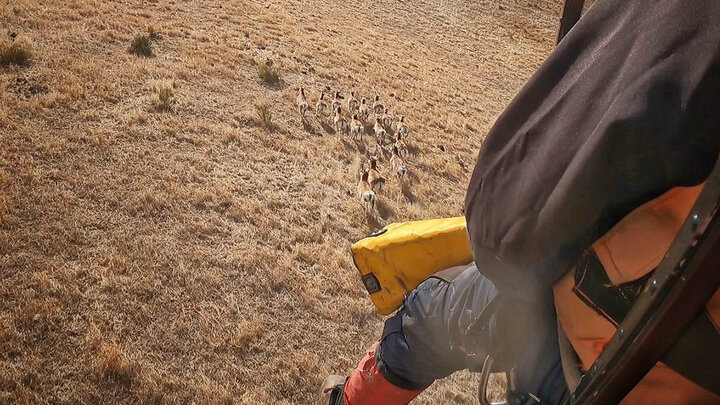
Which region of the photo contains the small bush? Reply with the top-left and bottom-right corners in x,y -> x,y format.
152,81 -> 177,112
156,87 -> 174,110
258,62 -> 281,87
129,35 -> 153,57
147,27 -> 161,41
99,343 -> 135,387
0,40 -> 31,67
255,102 -> 273,131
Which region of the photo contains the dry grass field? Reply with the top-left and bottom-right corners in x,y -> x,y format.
0,0 -> 560,403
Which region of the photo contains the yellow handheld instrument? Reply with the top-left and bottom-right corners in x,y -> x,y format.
351,217 -> 473,315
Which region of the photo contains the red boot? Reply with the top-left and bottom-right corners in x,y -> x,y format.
320,344 -> 425,405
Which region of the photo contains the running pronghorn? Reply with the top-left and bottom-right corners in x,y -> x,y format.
334,106 -> 349,133
357,170 -> 376,214
347,91 -> 359,113
297,88 -> 309,120
374,117 -> 387,145
372,95 -> 384,115
316,91 -> 328,116
358,97 -> 370,121
332,91 -> 343,113
365,144 -> 382,163
396,115 -> 408,136
350,114 -> 365,141
390,146 -> 408,181
367,158 -> 386,194
395,133 -> 409,158
382,107 -> 393,129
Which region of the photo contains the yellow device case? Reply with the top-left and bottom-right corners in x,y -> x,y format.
351,217 -> 473,315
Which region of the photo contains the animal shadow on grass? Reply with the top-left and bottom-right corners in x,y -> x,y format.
302,119 -> 319,136
320,119 -> 335,134
363,122 -> 374,136
353,138 -> 367,155
353,136 -> 367,151
401,175 -> 417,203
366,209 -> 384,231
408,143 -> 421,156
376,198 -> 395,220
340,137 -> 366,155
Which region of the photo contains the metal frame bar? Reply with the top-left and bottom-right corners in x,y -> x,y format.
478,355 -> 508,405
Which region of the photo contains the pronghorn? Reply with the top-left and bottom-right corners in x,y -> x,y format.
316,91 -> 328,115
374,117 -> 387,145
395,133 -> 409,158
396,115 -> 408,136
372,95 -> 384,115
390,146 -> 408,181
347,91 -> 359,113
297,88 -> 309,120
367,158 -> 386,194
350,114 -> 365,141
382,107 -> 393,129
334,106 -> 348,133
332,91 -> 343,113
365,144 -> 382,163
358,170 -> 376,214
358,97 -> 370,121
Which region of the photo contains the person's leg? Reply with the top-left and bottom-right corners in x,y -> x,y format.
340,343 -> 424,405
377,264 -> 499,386
489,295 -> 570,405
322,264 -> 498,405
378,266 -> 569,405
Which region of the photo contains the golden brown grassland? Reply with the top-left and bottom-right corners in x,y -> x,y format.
0,0 -> 559,403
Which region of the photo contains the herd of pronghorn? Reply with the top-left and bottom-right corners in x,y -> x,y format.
296,87 -> 411,214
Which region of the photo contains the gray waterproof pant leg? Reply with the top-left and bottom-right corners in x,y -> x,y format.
375,264 -> 568,404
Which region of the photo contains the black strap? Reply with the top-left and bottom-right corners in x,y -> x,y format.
573,253 -> 649,326
328,383 -> 346,405
573,251 -> 720,396
556,0 -> 585,44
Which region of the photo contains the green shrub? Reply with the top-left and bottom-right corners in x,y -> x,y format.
0,42 -> 31,67
255,102 -> 273,131
129,35 -> 153,57
258,62 -> 281,87
152,81 -> 176,112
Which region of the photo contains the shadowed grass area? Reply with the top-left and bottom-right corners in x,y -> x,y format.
0,42 -> 31,67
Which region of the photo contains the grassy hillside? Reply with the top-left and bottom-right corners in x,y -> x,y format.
0,0 -> 559,403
